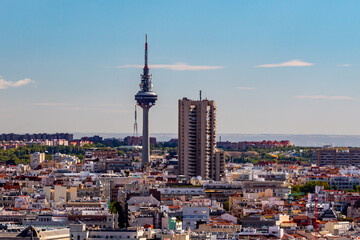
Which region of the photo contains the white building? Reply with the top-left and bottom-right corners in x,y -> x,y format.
30,152 -> 45,169
324,221 -> 351,235
70,222 -> 146,240
182,206 -> 210,230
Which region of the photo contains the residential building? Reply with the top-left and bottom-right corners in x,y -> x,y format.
70,222 -> 144,240
0,226 -> 69,240
313,148 -> 360,166
324,221 -> 351,235
178,97 -> 224,181
30,152 -> 45,169
182,206 -> 210,230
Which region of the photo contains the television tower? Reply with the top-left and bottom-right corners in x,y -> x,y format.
135,35 -> 157,166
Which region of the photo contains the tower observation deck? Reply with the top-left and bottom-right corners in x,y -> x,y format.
135,35 -> 157,166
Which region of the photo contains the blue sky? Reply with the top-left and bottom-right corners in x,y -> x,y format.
1,0 -> 360,135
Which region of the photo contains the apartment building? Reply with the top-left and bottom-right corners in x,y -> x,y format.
178,97 -> 225,181
30,152 -> 45,169
313,148 -> 360,166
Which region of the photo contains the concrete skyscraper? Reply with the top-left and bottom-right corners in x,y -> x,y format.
178,97 -> 225,181
135,35 -> 157,166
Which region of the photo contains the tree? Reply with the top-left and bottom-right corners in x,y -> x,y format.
223,201 -> 230,212
109,200 -> 118,214
292,181 -> 331,195
109,200 -> 128,228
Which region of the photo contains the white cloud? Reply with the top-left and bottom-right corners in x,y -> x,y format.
92,103 -> 123,107
0,77 -> 36,89
295,95 -> 357,100
63,107 -> 91,111
255,60 -> 313,68
337,64 -> 351,67
117,62 -> 224,71
103,109 -> 131,113
35,102 -> 73,106
63,107 -> 130,113
35,103 -> 123,107
36,103 -> 130,113
236,86 -> 255,90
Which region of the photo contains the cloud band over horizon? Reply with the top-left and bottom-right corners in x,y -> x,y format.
255,60 -> 313,68
236,86 -> 255,90
337,64 -> 351,67
295,95 -> 357,100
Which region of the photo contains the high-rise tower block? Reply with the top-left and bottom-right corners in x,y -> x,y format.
178,97 -> 225,181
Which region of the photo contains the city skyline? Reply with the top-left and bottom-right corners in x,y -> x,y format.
1,1 -> 360,135
1,2 -> 360,238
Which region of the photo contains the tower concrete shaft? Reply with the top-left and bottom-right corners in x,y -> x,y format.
142,107 -> 150,165
135,35 -> 157,166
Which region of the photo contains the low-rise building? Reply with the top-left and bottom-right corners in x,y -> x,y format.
182,206 -> 210,230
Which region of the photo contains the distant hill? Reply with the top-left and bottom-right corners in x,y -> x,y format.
216,134 -> 360,147
74,133 -> 360,147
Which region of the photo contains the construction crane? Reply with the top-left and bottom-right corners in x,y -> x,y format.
286,192 -> 304,215
133,104 -> 138,139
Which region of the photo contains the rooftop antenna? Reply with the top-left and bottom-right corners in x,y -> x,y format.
145,34 -> 148,69
200,90 -> 202,101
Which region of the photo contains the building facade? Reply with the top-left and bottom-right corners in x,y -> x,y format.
182,206 -> 210,230
313,148 -> 360,166
178,98 -> 224,181
30,152 -> 45,169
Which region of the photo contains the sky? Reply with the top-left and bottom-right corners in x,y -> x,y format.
1,0 -> 360,135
